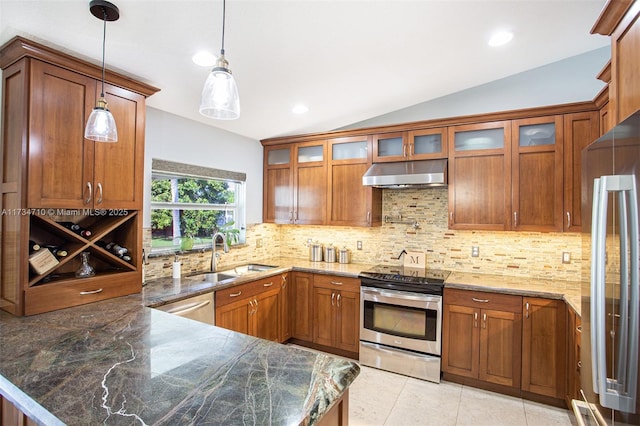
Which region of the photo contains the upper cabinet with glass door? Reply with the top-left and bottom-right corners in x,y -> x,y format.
372,128 -> 447,162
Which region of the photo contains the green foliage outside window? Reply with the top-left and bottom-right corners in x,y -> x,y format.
151,177 -> 238,250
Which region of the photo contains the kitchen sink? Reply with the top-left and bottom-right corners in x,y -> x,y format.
189,272 -> 237,283
220,263 -> 276,276
189,264 -> 276,283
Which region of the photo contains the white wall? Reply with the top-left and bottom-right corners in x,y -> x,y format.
143,107 -> 263,227
339,47 -> 610,130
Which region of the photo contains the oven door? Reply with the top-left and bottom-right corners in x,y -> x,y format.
360,286 -> 442,355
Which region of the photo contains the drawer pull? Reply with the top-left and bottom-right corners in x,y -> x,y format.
80,288 -> 103,295
263,282 -> 273,287
229,291 -> 242,297
331,281 -> 343,286
472,298 -> 489,303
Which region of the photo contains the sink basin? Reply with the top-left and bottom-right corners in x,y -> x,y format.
189,264 -> 276,283
190,272 -> 237,283
221,263 -> 276,276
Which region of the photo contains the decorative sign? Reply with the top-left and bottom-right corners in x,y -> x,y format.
403,251 -> 426,269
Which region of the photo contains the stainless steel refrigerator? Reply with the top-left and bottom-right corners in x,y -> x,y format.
576,110 -> 640,425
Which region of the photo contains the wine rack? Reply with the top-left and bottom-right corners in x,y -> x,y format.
28,211 -> 139,286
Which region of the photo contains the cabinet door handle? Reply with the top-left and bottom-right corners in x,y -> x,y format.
229,291 -> 242,297
403,144 -> 407,158
409,143 -> 414,157
482,313 -> 487,329
472,298 -> 489,303
337,293 -> 341,307
289,210 -> 293,222
576,325 -> 582,333
263,282 -> 273,287
249,300 -> 254,314
85,182 -> 92,204
578,361 -> 582,368
525,302 -> 530,319
450,211 -> 454,222
96,182 -> 103,204
474,312 -> 478,328
281,275 -> 287,288
566,211 -> 571,228
254,298 -> 258,311
513,211 -> 518,227
331,292 -> 335,306
367,211 -> 371,225
80,288 -> 103,295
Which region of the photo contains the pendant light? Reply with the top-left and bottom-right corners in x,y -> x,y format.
85,0 -> 119,142
199,0 -> 240,120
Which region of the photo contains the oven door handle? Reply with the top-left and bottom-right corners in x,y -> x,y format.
361,286 -> 441,305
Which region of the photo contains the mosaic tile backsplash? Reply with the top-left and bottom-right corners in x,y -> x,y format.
145,188 -> 581,282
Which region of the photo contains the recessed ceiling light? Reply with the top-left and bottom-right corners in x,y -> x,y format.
488,30 -> 513,47
192,51 -> 217,67
292,104 -> 309,115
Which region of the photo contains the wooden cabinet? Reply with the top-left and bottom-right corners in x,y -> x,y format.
565,305 -> 581,407
312,274 -> 360,354
522,297 -> 566,399
563,112 -> 599,231
373,128 -> 447,162
450,115 -> 576,232
0,37 -> 158,316
511,116 -> 564,232
448,121 -> 512,230
327,136 -> 382,226
215,274 -> 286,342
263,141 -> 326,225
26,60 -> 145,210
290,271 -> 315,342
1,394 -> 37,426
279,273 -> 291,342
442,288 -> 522,389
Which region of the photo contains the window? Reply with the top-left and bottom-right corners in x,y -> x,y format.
150,159 -> 246,252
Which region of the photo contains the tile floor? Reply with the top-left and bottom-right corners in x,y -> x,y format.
348,365 -> 575,426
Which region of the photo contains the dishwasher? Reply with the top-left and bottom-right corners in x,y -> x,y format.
155,292 -> 215,325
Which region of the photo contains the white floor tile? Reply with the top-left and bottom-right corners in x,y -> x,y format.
347,364 -> 573,426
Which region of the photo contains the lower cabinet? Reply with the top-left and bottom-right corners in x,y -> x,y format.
215,274 -> 286,342
312,274 -> 360,354
522,297 -> 567,399
443,288 -> 567,403
565,305 -> 581,407
290,271 -> 315,342
442,289 -> 522,389
1,395 -> 37,426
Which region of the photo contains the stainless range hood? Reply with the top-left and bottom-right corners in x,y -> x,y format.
362,159 -> 447,188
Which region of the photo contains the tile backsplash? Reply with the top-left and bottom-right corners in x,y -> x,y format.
145,188 -> 581,282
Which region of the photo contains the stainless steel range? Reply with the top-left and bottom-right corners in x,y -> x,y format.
359,265 -> 449,383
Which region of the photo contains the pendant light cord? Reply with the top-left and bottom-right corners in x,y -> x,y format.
220,0 -> 226,55
100,8 -> 107,98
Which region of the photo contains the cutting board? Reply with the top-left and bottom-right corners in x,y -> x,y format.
403,251 -> 426,269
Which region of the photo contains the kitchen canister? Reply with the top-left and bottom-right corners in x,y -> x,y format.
309,241 -> 323,262
338,247 -> 350,264
324,245 -> 337,263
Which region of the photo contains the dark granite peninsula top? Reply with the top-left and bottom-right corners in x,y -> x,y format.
0,295 -> 360,425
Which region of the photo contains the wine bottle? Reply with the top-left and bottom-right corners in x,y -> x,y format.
29,240 -> 41,252
106,242 -> 128,257
59,221 -> 92,238
43,245 -> 68,258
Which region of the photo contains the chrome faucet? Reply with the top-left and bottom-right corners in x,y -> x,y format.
211,231 -> 229,272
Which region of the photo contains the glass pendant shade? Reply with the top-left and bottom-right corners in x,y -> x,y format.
199,57 -> 240,120
85,97 -> 118,142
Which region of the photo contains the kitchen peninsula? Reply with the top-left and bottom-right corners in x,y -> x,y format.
0,294 -> 359,425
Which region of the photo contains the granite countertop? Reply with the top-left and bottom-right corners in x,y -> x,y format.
144,257 -> 372,307
445,271 -> 582,315
144,257 -> 582,315
0,294 -> 359,425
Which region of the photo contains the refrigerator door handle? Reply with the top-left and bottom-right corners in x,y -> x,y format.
591,175 -> 639,413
